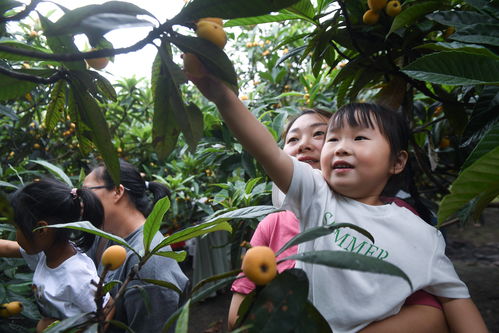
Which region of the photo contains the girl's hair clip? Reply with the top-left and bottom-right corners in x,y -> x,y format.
70,188 -> 78,200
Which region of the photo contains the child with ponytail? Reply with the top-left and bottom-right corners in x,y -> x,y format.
0,178 -> 109,332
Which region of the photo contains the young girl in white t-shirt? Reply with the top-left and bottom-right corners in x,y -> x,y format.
189,71 -> 488,333
0,178 -> 110,332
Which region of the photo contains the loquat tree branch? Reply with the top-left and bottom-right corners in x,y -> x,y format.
0,65 -> 67,84
0,0 -> 41,23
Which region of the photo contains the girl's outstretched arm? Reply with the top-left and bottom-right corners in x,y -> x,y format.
189,70 -> 294,193
0,239 -> 22,258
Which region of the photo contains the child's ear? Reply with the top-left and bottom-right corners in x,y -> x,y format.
35,221 -> 49,234
391,150 -> 408,175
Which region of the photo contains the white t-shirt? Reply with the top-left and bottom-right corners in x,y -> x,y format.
21,248 -> 107,319
282,158 -> 469,333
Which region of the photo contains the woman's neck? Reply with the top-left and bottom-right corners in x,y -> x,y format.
104,209 -> 146,238
44,241 -> 76,268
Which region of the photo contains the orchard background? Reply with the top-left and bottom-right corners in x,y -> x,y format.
0,0 -> 498,332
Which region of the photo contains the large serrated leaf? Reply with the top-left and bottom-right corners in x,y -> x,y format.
0,72 -> 37,101
167,34 -> 238,89
242,269 -> 309,333
276,223 -> 374,256
45,1 -> 154,36
438,145 -> 499,224
388,1 -> 444,36
45,80 -> 66,132
156,45 -> 200,151
401,51 -> 499,86
173,0 -> 301,22
151,50 -> 180,160
415,42 -> 499,59
450,23 -> 499,47
38,14 -> 86,71
0,40 -> 53,61
225,13 -> 298,27
426,11 -> 496,28
286,250 -> 413,289
68,71 -> 120,185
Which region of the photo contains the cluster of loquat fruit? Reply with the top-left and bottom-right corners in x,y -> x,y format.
183,17 -> 226,78
363,0 -> 402,25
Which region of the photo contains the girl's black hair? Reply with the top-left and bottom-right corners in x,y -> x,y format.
282,107 -> 332,141
93,159 -> 170,217
330,103 -> 432,224
10,178 -> 104,251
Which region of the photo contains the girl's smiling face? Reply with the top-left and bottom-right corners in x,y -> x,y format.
320,112 -> 407,205
283,113 -> 329,170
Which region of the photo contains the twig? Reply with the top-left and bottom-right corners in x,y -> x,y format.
0,0 -> 41,22
0,66 -> 67,84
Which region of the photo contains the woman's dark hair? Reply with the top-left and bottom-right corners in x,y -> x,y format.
281,107 -> 332,141
330,103 -> 432,223
10,178 -> 104,251
93,159 -> 170,217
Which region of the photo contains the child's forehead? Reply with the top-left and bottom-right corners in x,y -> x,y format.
328,109 -> 380,131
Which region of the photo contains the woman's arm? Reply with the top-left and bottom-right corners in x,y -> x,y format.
189,69 -> 293,193
0,239 -> 22,258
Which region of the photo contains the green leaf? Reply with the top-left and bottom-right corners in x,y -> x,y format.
68,71 -> 120,185
40,221 -> 138,256
30,160 -> 73,187
225,13 -> 298,27
174,299 -> 190,333
42,312 -> 94,333
204,205 -> 280,223
38,14 -> 86,71
191,269 -> 241,294
89,71 -> 117,101
388,1 -> 443,36
438,145 -> 499,224
153,221 -> 232,252
102,280 -> 122,294
285,250 -> 413,289
285,0 -> 315,20
450,23 -> 499,47
0,40 -> 53,61
0,72 -> 37,101
241,269 -> 309,332
154,250 -> 188,262
45,80 -> 66,132
184,103 -> 204,152
141,279 -> 182,294
426,10 -> 496,28
276,223 -> 374,256
45,1 -> 155,36
415,42 -> 499,59
401,51 -> 499,85
167,34 -> 238,89
151,48 -> 180,160
0,181 -> 18,190
143,197 -> 170,253
156,45 -> 201,151
291,301 -> 332,333
173,0 -> 301,22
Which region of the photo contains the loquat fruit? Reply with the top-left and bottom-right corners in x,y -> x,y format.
367,0 -> 387,12
241,246 -> 277,285
363,9 -> 380,25
5,301 -> 23,315
85,48 -> 109,70
101,245 -> 127,270
33,143 -> 41,149
439,137 -> 451,149
196,21 -> 227,49
385,1 -> 402,17
197,17 -> 223,26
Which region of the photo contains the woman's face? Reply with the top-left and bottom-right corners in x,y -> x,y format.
283,113 -> 329,170
83,169 -> 115,224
